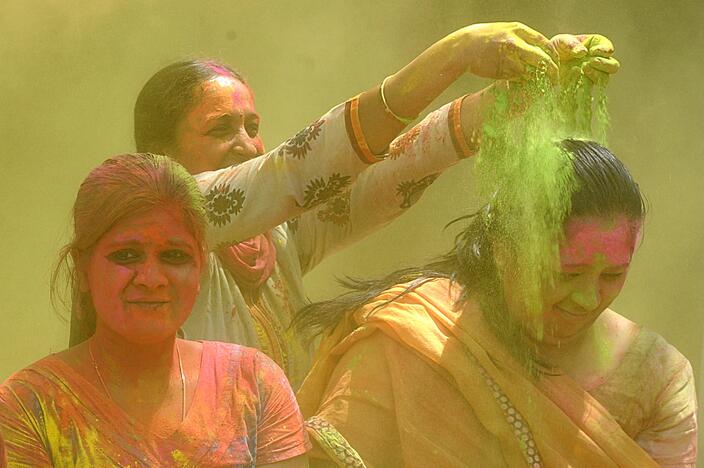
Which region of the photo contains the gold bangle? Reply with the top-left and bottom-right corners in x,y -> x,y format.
380,76 -> 417,125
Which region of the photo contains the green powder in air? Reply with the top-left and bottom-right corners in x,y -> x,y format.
475,64 -> 610,337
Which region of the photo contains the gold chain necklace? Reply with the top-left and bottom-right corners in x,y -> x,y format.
88,340 -> 187,422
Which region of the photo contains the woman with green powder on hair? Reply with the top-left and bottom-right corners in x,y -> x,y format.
295,141 -> 697,464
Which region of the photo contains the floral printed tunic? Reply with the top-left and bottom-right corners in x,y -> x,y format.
187,96 -> 474,389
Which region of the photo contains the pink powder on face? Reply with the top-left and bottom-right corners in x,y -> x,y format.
560,216 -> 641,267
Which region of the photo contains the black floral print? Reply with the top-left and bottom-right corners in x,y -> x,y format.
204,183 -> 246,226
302,173 -> 352,208
278,119 -> 325,159
396,173 -> 440,209
317,190 -> 351,226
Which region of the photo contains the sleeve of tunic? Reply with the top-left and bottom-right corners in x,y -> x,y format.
195,100 -> 383,250
634,343 -> 698,466
291,97 -> 474,273
0,380 -> 53,467
254,351 -> 311,464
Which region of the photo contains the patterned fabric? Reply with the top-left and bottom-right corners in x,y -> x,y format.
301,174 -> 352,209
588,329 -> 698,465
297,279 -> 690,466
278,119 -> 325,159
185,97 -> 474,390
204,183 -> 246,226
316,190 -> 351,226
468,351 -> 543,467
0,342 -> 310,466
447,95 -> 479,158
305,416 -> 366,468
396,173 -> 440,209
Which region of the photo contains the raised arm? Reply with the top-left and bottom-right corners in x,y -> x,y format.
198,22 -> 560,249
290,90 -> 494,273
288,32 -> 619,272
357,22 -> 558,154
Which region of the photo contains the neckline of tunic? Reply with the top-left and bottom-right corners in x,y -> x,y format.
41,340 -> 213,442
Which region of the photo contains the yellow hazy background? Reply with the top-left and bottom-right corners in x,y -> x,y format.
1,0 -> 702,458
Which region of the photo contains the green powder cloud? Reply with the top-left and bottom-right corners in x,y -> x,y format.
475,64 -> 610,337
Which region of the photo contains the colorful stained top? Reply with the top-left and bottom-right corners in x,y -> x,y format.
0,342 -> 310,466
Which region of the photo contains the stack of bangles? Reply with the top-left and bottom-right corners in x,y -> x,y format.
380,76 -> 418,125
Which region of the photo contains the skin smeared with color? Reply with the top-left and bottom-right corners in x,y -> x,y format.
168,75 -> 265,173
84,206 -> 203,346
507,215 -> 641,348
0,154 -> 314,466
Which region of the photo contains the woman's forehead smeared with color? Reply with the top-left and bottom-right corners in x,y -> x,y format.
560,215 -> 642,268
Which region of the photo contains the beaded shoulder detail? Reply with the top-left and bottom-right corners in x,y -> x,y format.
305,416 -> 366,468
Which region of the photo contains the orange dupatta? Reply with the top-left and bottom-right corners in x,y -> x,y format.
298,278 -> 657,467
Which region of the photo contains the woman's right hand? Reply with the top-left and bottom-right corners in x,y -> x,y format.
459,22 -> 559,81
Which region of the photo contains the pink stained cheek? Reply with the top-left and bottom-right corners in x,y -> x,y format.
560,218 -> 640,266
87,261 -> 133,330
172,268 -> 201,318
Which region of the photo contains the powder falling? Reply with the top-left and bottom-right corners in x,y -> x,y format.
475,63 -> 610,337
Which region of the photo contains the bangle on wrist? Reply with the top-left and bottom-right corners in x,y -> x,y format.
380,76 -> 417,125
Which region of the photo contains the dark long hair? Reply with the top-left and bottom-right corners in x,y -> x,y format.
293,139 -> 646,366
134,59 -> 245,154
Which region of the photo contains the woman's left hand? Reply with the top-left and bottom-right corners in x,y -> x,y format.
550,34 -> 620,85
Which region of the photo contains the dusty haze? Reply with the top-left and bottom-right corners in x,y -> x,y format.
1,0 -> 702,459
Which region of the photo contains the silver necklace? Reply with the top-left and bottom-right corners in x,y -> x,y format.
88,340 -> 187,422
